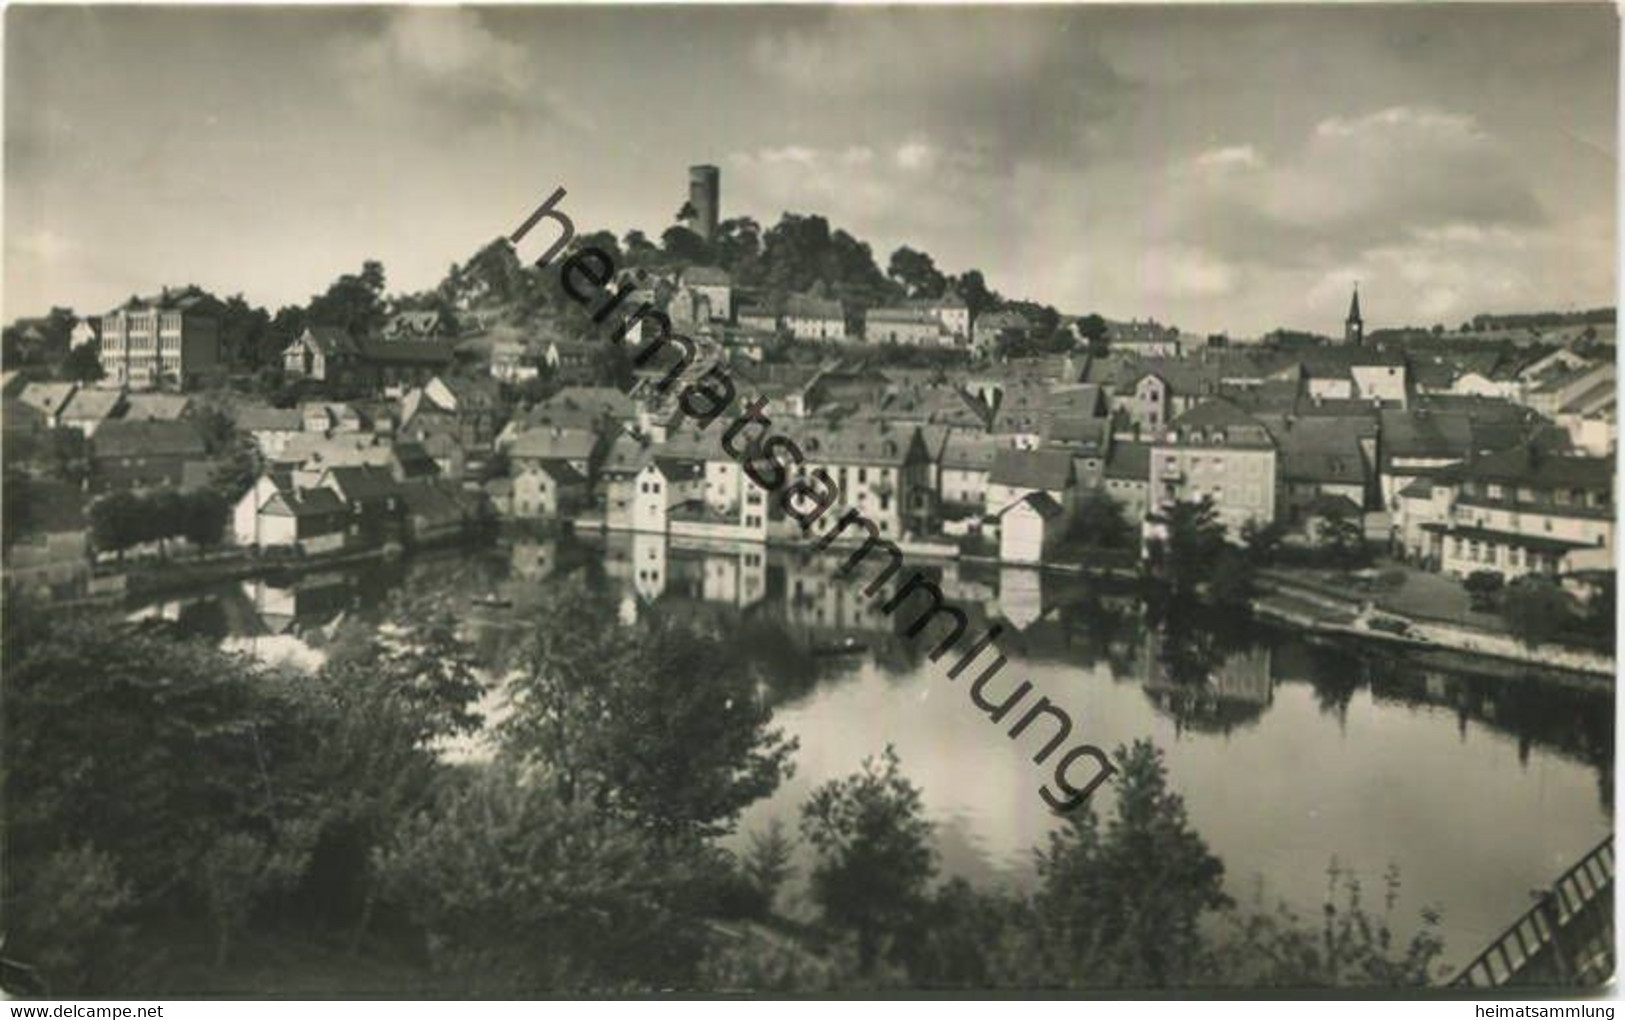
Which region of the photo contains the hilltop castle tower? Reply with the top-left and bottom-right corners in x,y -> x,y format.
1344,285 -> 1364,345
688,165 -> 720,243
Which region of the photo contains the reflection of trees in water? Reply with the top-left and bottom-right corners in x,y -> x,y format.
1273,635 -> 1615,814
731,615 -> 863,708
1138,607 -> 1274,736
174,597 -> 229,641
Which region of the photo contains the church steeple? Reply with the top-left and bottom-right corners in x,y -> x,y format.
1344,285 -> 1364,345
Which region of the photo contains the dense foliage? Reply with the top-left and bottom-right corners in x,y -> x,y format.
3,595 -> 1448,996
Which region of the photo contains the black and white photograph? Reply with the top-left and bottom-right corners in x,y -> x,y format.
1,0 -> 1618,1001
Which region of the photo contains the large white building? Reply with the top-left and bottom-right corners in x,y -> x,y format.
98,288 -> 224,390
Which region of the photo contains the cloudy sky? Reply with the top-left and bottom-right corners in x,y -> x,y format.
6,3 -> 1617,335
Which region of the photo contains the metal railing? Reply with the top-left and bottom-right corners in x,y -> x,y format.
1452,835 -> 1614,988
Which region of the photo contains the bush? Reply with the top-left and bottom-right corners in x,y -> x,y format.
1500,576 -> 1577,647
1462,570 -> 1505,612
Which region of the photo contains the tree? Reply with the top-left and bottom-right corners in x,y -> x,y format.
1500,575 -> 1576,647
1066,489 -> 1132,550
180,489 -> 229,549
61,343 -> 105,383
714,217 -> 763,284
1027,740 -> 1229,987
375,762 -> 714,994
3,845 -> 133,995
1240,519 -> 1287,566
886,246 -> 947,298
801,745 -> 936,973
2,613 -> 327,992
1209,546 -> 1257,607
1151,497 -> 1227,598
4,466 -> 33,549
500,581 -> 796,840
660,225 -> 713,265
950,270 -> 1000,321
211,433 -> 262,504
307,260 -> 387,337
1076,313 -> 1109,355
147,487 -> 189,555
88,490 -> 143,561
622,229 -> 659,266
1314,503 -> 1367,568
570,230 -> 624,266
220,294 -> 273,367
1213,864 -> 1444,987
741,819 -> 796,915
32,427 -> 89,485
1581,573 -> 1615,643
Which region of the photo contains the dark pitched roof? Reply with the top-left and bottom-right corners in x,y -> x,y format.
299,326 -> 359,358
60,388 -> 124,422
235,405 -> 304,432
940,429 -> 1005,471
121,393 -> 192,421
1104,440 -> 1151,481
398,481 -> 464,522
785,293 -> 844,320
798,422 -> 923,467
1459,445 -> 1612,491
325,465 -> 402,501
22,480 -> 87,533
390,441 -> 439,478
536,460 -> 587,485
1008,489 -> 1066,520
291,488 -> 348,517
355,339 -> 459,367
988,447 -> 1075,490
91,420 -> 207,459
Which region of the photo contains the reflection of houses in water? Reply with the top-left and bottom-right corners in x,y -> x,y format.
934,559 -> 997,609
701,546 -> 768,608
599,533 -> 771,625
781,553 -> 889,640
1140,627 -> 1274,734
508,536 -> 560,582
240,572 -> 359,635
994,566 -> 1045,632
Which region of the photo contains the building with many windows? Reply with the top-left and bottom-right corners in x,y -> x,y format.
1395,444 -> 1613,579
97,287 -> 224,390
1148,399 -> 1278,538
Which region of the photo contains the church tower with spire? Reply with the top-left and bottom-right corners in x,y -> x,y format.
1344,285 -> 1364,345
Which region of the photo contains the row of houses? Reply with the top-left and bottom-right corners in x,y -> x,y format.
488,342 -> 1612,582
230,464 -> 481,555
7,377 -> 198,437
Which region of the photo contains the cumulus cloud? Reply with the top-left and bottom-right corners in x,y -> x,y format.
748,8 -> 1134,166
1194,145 -> 1263,170
1166,106 -> 1544,274
341,9 -> 562,128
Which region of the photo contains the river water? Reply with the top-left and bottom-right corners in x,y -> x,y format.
131,530 -> 1613,971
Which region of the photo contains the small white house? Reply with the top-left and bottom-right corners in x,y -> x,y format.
999,490 -> 1066,565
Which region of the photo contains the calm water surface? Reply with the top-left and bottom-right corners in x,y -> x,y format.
134,531 -> 1614,970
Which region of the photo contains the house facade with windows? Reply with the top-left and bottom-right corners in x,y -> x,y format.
1398,445 -> 1613,579
1149,399 -> 1278,538
97,288 -> 224,390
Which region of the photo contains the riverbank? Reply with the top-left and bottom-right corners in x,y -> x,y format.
87,529 -> 499,607
1250,569 -> 1614,681
81,518 -> 1613,682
